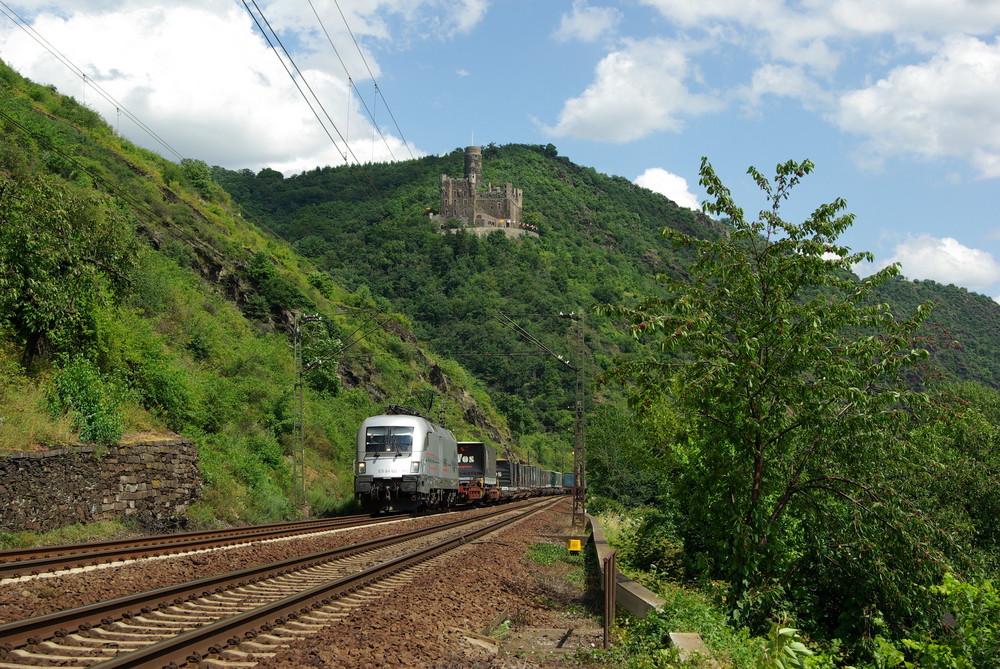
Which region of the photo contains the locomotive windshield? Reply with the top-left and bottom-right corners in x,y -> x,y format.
365,426 -> 414,454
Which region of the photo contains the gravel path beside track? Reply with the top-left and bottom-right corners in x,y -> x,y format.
257,498 -> 600,668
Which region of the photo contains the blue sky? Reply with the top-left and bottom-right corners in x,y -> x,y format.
2,1 -> 1000,301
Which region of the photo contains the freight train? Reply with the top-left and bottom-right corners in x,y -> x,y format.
353,406 -> 571,512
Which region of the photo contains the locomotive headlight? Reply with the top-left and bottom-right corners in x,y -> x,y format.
410,461 -> 420,473
356,461 -> 366,474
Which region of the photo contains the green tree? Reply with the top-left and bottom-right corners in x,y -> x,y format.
0,176 -> 136,363
600,158 -> 939,630
49,357 -> 123,445
899,572 -> 1000,668
586,402 -> 673,507
181,158 -> 215,199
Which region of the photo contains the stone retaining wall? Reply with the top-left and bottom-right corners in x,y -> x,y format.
0,439 -> 201,533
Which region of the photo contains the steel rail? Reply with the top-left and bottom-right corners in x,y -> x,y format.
0,515 -> 380,562
0,514 -> 406,580
0,499 -> 542,651
90,498 -> 559,668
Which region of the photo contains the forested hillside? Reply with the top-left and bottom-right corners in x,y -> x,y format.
215,145 -> 1000,666
0,58 -> 512,523
877,276 -> 1000,385
4,53 -> 1000,666
213,143 -> 1000,440
213,144 -> 728,445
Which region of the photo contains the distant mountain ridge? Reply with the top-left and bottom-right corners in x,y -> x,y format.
213,144 -> 1000,398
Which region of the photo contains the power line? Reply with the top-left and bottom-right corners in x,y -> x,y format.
308,0 -> 414,162
493,312 -> 577,371
452,352 -> 555,358
0,103 -> 289,262
242,0 -> 383,200
330,0 -> 414,160
0,107 -> 156,220
0,1 -> 185,162
242,0 -> 350,165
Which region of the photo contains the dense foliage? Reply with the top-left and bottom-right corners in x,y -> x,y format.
212,144 -> 720,444
0,59 -> 512,524
598,158 -> 1000,665
213,144 -> 1000,473
4,53 -> 1000,664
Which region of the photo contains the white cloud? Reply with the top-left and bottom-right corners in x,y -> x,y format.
630,2 -> 1000,178
0,6 -> 351,169
636,0 -> 841,72
543,38 -> 721,142
639,0 -> 1000,63
825,0 -> 1000,36
634,168 -> 700,210
0,1 -> 446,172
741,63 -> 833,111
861,234 -> 1000,291
553,0 -> 621,43
451,0 -> 489,34
637,0 -> 782,30
835,36 -> 1000,178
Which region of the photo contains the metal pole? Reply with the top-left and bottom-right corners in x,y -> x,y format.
572,313 -> 586,526
292,311 -> 305,510
603,548 -> 617,648
292,312 -> 322,514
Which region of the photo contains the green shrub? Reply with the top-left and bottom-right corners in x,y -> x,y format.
131,357 -> 194,427
877,572 -> 1000,668
587,494 -> 628,516
618,504 -> 685,579
49,358 -> 123,445
197,432 -> 294,522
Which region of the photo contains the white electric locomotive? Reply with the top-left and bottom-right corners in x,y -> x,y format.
353,406 -> 459,512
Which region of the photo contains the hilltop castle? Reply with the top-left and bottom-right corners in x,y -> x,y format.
435,146 -> 536,237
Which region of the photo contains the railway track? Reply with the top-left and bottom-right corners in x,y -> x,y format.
0,498 -> 557,668
0,514 -> 410,582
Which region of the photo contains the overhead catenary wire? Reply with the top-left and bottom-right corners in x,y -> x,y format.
492,312 -> 578,372
242,0 -> 351,166
0,107 -> 158,223
301,309 -> 395,372
0,104 -> 287,250
0,1 -> 185,162
307,0 -> 414,162
242,0 -> 384,200
4,0 -> 406,196
306,0 -> 363,152
331,0 -> 414,160
249,0 -> 378,167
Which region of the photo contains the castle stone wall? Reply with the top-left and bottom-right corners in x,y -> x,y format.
0,438 -> 201,533
439,146 -> 523,226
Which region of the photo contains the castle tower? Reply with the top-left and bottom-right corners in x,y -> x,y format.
437,145 -> 528,235
464,146 -> 482,186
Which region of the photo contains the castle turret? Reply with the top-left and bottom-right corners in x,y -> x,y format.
437,145 -> 529,236
464,146 -> 482,186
